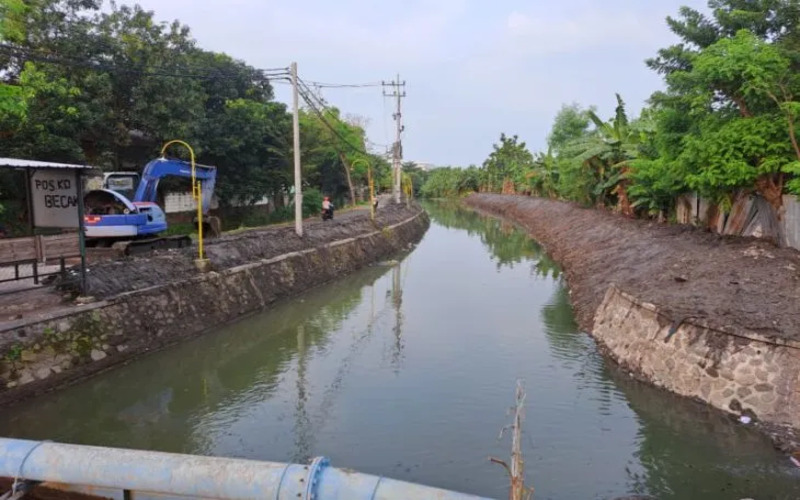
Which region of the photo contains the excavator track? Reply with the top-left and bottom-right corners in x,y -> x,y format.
112,235 -> 193,256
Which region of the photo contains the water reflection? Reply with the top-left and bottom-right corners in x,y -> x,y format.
390,263 -> 405,371
0,265 -> 393,456
607,364 -> 800,499
423,200 -> 560,279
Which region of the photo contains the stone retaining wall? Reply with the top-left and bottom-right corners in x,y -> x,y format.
594,285 -> 800,429
0,209 -> 429,405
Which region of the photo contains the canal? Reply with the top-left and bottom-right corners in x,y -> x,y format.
1,202 -> 798,499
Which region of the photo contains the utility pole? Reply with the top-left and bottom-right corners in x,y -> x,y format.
382,75 -> 406,204
291,62 -> 303,236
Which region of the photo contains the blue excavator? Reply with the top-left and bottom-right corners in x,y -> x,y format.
83,157 -> 221,256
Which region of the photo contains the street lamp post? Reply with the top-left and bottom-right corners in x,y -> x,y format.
160,140 -> 209,271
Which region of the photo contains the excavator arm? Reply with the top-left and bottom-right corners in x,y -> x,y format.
134,158 -> 217,214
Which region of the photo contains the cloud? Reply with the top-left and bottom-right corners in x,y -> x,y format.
507,11 -> 534,34
502,8 -> 663,56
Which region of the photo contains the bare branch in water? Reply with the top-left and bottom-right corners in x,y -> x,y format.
490,380 -> 533,500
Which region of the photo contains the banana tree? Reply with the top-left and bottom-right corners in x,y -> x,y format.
565,94 -> 640,214
526,147 -> 559,198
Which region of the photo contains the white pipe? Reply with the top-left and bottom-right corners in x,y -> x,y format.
0,438 -> 492,499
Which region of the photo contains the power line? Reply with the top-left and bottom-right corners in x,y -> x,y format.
300,80 -> 382,88
0,43 -> 290,81
296,77 -> 371,156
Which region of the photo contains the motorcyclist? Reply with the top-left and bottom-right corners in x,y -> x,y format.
322,197 -> 335,220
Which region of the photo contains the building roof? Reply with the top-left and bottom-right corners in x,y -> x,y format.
0,158 -> 97,170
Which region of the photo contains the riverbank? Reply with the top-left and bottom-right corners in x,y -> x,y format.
0,203 -> 429,406
464,194 -> 800,451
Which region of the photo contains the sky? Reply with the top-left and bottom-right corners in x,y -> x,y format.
121,0 -> 711,167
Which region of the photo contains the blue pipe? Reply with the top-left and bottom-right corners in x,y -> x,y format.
0,438 -> 493,500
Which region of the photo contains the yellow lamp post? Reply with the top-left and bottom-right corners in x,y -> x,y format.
351,158 -> 374,221
160,140 -> 209,270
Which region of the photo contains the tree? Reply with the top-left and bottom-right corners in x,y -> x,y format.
482,133 -> 535,193
547,103 -> 593,154
418,167 -> 480,198
647,0 -> 800,79
0,0 -> 381,220
568,95 -> 642,214
685,29 -> 800,206
299,108 -> 371,205
550,95 -> 642,212
527,148 -> 559,198
633,1 -> 800,224
402,162 -> 429,198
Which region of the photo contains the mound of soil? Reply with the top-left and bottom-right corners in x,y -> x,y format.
465,194 -> 800,342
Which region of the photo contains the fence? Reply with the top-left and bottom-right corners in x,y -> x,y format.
0,233 -> 80,290
676,192 -> 800,251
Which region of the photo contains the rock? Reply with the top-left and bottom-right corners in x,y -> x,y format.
18,370 -> 35,385
75,296 -> 96,305
6,381 -> 18,389
90,349 -> 107,361
20,349 -> 37,362
35,367 -> 52,380
674,275 -> 688,283
51,365 -> 62,374
116,345 -> 128,353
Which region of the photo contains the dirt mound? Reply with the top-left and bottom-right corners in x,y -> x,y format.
466,194 -> 800,341
66,203 -> 419,299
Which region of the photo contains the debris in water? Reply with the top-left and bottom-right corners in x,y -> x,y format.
490,380 -> 532,500
739,415 -> 752,424
790,456 -> 800,468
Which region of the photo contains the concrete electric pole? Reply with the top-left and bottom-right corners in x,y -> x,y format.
382,75 -> 406,204
291,62 -> 303,237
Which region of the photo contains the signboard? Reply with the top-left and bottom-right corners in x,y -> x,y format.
31,169 -> 80,228
106,176 -> 135,192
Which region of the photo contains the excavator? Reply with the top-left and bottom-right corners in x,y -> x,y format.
83,157 -> 221,256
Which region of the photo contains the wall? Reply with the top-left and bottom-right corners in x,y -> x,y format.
784,195 -> 800,250
677,192 -> 800,250
593,285 -> 800,429
0,209 -> 429,405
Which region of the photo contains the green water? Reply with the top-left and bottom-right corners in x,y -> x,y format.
1,201 -> 798,499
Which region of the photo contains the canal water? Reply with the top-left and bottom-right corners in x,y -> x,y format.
1,202 -> 798,499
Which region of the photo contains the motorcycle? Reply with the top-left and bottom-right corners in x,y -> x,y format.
321,206 -> 334,221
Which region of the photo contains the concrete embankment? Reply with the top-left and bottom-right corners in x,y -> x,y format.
465,194 -> 800,449
0,204 -> 429,405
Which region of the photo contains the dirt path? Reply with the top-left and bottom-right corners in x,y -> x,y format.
465,194 -> 800,341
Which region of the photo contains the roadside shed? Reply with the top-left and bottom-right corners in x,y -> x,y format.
0,158 -> 98,294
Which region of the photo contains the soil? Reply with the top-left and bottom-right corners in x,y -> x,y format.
63,202 -> 417,299
465,194 -> 800,342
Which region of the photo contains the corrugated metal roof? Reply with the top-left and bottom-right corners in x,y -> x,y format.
0,158 -> 97,170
